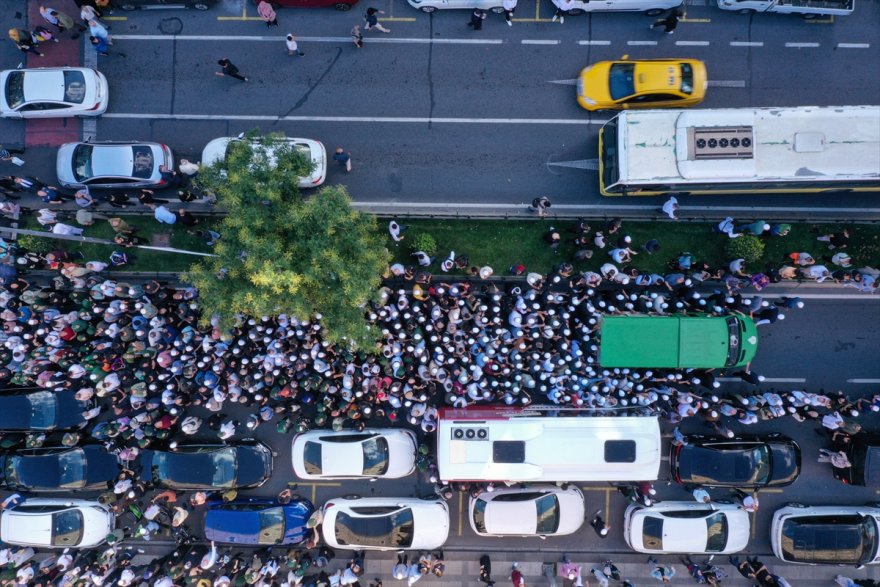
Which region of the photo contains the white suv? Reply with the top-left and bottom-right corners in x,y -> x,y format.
0,499 -> 115,548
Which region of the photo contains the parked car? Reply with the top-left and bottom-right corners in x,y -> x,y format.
624,502 -> 750,554
834,434 -> 880,487
56,140 -> 174,189
406,0 -> 505,13
0,67 -> 108,119
0,498 -> 114,548
407,0 -> 678,13
253,0 -> 358,11
322,496 -> 450,551
205,499 -> 314,545
670,435 -> 800,489
577,58 -> 707,111
771,504 -> 880,565
201,135 -> 326,188
0,445 -> 121,492
0,390 -> 93,431
139,442 -> 273,490
469,485 -> 586,537
715,0 -> 853,17
291,429 -> 417,480
119,0 -> 219,9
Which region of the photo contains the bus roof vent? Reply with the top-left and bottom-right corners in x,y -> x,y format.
688,126 -> 754,160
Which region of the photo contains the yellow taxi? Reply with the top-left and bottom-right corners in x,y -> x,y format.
577,57 -> 708,111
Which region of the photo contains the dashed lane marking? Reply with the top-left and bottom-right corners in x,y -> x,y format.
785,42 -> 820,48
847,379 -> 880,384
627,40 -> 658,46
675,40 -> 710,46
837,43 -> 870,48
730,41 -> 763,47
578,40 -> 611,45
548,79 -> 578,85
707,80 -> 746,87
522,39 -> 561,44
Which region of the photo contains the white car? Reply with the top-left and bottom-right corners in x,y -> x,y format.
624,501 -> 750,554
406,0 -> 504,12
0,498 -> 115,548
469,485 -> 586,537
771,504 -> 880,565
1,67 -> 108,119
292,429 -> 417,480
322,496 -> 449,551
201,136 -> 326,188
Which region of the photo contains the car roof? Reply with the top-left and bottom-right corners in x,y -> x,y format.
22,70 -> 67,103
633,61 -> 684,94
89,144 -> 139,178
484,499 -> 538,534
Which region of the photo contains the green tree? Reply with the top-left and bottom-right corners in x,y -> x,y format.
184,134 -> 391,348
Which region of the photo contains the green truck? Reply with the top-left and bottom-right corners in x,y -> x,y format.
599,314 -> 759,369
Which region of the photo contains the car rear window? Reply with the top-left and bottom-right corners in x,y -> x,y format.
535,494 -> 560,534
258,507 -> 285,545
609,63 -> 635,101
334,508 -> 414,548
642,516 -> 663,550
73,144 -> 94,182
704,512 -> 729,552
63,70 -> 87,104
362,437 -> 390,476
303,441 -> 322,475
4,71 -> 24,109
680,63 -> 694,95
52,509 -> 84,547
131,146 -> 155,179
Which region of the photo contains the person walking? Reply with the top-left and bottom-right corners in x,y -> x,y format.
40,6 -> 77,36
661,195 -> 679,219
502,0 -> 517,26
215,58 -> 248,82
88,19 -> 111,44
510,563 -> 525,587
257,0 -> 279,26
364,8 -> 391,33
590,510 -> 610,537
90,34 -> 112,56
351,24 -> 364,48
551,0 -> 574,23
468,8 -> 488,30
285,34 -> 304,56
478,555 -> 495,586
650,8 -> 680,34
530,196 -> 551,217
333,148 -> 352,172
9,28 -> 44,56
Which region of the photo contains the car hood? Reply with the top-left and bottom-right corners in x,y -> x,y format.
768,443 -> 801,486
205,509 -> 264,545
579,62 -> 614,103
79,506 -> 114,547
235,445 -> 272,487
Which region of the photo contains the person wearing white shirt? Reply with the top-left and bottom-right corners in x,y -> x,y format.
502,0 -> 517,25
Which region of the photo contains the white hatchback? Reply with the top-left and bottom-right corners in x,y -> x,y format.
201,136 -> 326,188
0,498 -> 115,549
322,496 -> 450,551
0,67 -> 108,119
469,485 -> 586,537
624,501 -> 750,554
292,429 -> 417,480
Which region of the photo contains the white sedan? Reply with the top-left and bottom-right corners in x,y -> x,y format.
1,67 -> 108,119
292,429 -> 417,480
624,501 -> 750,554
322,496 -> 449,551
406,0 -> 505,12
0,498 -> 115,548
201,135 -> 326,188
469,485 -> 586,537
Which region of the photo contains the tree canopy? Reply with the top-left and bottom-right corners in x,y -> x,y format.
184,133 -> 391,348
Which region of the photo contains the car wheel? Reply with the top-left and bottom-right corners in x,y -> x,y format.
568,8 -> 584,15
737,8 -> 755,14
120,3 -> 137,9
334,2 -> 353,10
644,8 -> 664,15
419,5 -> 437,12
192,2 -> 211,9
343,494 -> 361,500
490,6 -> 505,13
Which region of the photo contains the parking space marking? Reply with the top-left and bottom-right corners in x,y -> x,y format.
675,40 -> 710,46
627,41 -> 658,46
837,43 -> 870,49
730,41 -> 763,47
458,491 -> 463,536
293,482 -> 342,504
707,80 -> 746,87
785,42 -> 820,48
578,40 -> 611,45
522,39 -> 561,44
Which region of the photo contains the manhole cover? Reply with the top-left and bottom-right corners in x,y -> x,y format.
159,17 -> 183,35
151,233 -> 171,247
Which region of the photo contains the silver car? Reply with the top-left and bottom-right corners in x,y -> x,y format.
56,141 -> 174,189
1,67 -> 108,119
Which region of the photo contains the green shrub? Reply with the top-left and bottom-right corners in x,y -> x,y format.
724,235 -> 765,263
409,233 -> 437,255
15,234 -> 52,254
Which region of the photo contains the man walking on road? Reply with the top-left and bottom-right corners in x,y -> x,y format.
502,0 -> 517,26
468,8 -> 487,30
651,9 -> 680,34
351,24 -> 364,48
215,58 -> 248,82
285,34 -> 304,56
364,8 -> 391,33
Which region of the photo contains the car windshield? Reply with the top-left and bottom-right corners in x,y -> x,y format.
608,63 -> 636,101
642,516 -> 664,550
303,441 -> 322,476
725,316 -> 743,367
131,146 -> 155,179
472,499 -> 487,533
535,494 -> 560,534
680,63 -> 694,95
705,512 -> 729,552
154,448 -> 237,489
52,509 -> 84,547
72,144 -> 93,182
4,71 -> 24,109
28,391 -> 57,430
63,70 -> 87,104
782,516 -> 877,565
258,507 -> 286,545
362,437 -> 390,476
334,508 -> 415,548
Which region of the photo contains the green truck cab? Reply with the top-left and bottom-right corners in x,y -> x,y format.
599,314 -> 758,369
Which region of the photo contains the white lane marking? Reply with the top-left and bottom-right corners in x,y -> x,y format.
676,41 -> 710,46
717,377 -> 807,383
627,41 -> 658,46
837,43 -> 870,49
101,113 -> 609,124
785,42 -> 820,48
548,159 -> 600,170
579,40 -> 612,45
847,379 -> 880,384
707,80 -> 747,88
549,79 -> 578,85
112,34 -> 504,45
730,41 -> 763,47
522,40 -> 560,45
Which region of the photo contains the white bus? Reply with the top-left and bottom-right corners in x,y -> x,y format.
436,407 -> 661,483
598,105 -> 880,196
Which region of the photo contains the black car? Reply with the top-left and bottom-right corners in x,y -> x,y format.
0,445 -> 122,492
0,390 -> 92,431
140,442 -> 273,490
772,505 -> 880,565
118,0 -> 218,10
835,434 -> 880,487
670,435 -> 801,488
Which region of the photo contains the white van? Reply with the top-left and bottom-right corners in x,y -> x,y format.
436,407 -> 662,483
568,0 -> 681,15
716,0 -> 853,17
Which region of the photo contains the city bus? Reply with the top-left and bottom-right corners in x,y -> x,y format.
436,406 -> 661,483
598,105 -> 880,196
